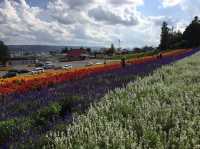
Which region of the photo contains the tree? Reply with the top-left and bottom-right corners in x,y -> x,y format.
160,22 -> 170,51
80,47 -> 84,50
0,41 -> 10,64
104,43 -> 115,55
111,43 -> 115,52
133,47 -> 142,53
168,30 -> 184,49
61,47 -> 69,54
183,16 -> 200,47
108,43 -> 115,55
86,48 -> 91,54
142,46 -> 154,51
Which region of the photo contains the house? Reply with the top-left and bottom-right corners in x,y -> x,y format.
9,57 -> 37,66
121,49 -> 129,54
94,52 -> 105,59
65,49 -> 90,61
115,49 -> 129,55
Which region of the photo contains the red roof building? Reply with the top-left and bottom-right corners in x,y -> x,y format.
66,49 -> 89,60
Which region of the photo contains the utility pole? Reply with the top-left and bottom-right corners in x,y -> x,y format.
118,39 -> 121,50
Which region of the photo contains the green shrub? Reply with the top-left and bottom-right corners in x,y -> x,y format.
0,118 -> 33,145
0,119 -> 17,144
33,103 -> 62,126
60,96 -> 81,117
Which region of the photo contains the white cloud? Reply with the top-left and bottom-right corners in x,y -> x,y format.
0,0 -> 187,47
88,6 -> 139,26
0,0 -> 72,45
161,0 -> 182,8
149,16 -> 177,26
180,0 -> 200,17
161,0 -> 200,18
108,0 -> 144,6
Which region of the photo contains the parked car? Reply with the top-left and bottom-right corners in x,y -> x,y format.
54,66 -> 62,70
35,63 -> 44,67
43,64 -> 55,69
85,62 -> 93,66
18,69 -> 30,74
8,69 -> 30,74
8,69 -> 19,73
31,67 -> 44,74
63,64 -> 72,70
95,62 -> 103,65
3,72 -> 17,78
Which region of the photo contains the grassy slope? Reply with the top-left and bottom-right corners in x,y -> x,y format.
46,52 -> 200,149
111,50 -> 159,60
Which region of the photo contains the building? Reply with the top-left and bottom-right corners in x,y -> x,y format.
115,49 -> 129,55
9,57 -> 37,66
65,49 -> 90,61
10,49 -> 25,58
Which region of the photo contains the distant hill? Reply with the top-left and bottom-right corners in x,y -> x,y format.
8,45 -> 65,53
8,45 -> 104,53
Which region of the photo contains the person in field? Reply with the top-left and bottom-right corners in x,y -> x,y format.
121,57 -> 126,68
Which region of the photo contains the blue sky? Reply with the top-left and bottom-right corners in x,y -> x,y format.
0,0 -> 199,48
26,0 -> 48,8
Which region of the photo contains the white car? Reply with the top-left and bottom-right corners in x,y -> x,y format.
95,62 -> 103,65
63,64 -> 72,70
31,67 -> 44,74
85,62 -> 93,66
45,61 -> 53,65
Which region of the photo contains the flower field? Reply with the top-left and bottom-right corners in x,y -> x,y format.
0,48 -> 199,147
0,48 -> 192,96
46,49 -> 200,149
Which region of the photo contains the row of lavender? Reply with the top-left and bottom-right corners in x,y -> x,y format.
1,48 -> 199,147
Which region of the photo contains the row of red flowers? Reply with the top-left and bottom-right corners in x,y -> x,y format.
0,49 -> 191,96
0,63 -> 121,95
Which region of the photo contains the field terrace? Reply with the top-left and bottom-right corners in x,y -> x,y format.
0,48 -> 199,147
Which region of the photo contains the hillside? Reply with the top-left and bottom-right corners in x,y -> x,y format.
46,51 -> 200,149
8,45 -> 65,53
8,45 -> 104,53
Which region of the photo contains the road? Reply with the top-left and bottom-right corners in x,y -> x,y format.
54,59 -> 119,68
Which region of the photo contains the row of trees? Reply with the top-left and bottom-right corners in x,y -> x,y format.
0,41 -> 10,65
61,47 -> 92,54
160,16 -> 200,50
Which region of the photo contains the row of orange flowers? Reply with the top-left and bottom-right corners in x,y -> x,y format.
0,63 -> 121,95
0,48 -> 191,95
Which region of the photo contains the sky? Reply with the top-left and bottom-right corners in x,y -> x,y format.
0,0 -> 199,48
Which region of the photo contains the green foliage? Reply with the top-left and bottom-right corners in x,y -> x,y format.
0,41 -> 10,64
60,96 -> 81,116
160,16 -> 200,50
0,118 -> 33,144
61,47 -> 69,54
160,21 -> 169,51
45,52 -> 200,149
0,95 -> 83,146
183,16 -> 200,48
111,49 -> 159,60
0,119 -> 17,144
33,103 -> 62,126
105,43 -> 116,55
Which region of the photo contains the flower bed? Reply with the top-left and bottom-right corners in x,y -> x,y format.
0,49 -> 192,96
0,63 -> 121,95
46,50 -> 200,149
0,48 -> 199,147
